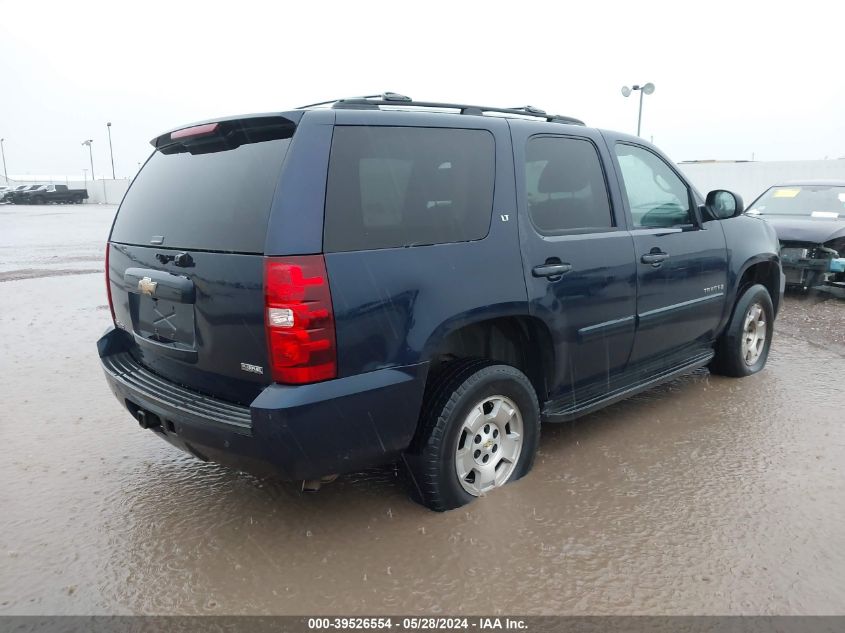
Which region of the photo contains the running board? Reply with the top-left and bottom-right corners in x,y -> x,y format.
542,350 -> 714,423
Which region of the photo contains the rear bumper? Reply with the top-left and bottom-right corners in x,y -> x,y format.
97,328 -> 428,480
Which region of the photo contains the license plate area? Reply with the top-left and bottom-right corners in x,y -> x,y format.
131,294 -> 196,349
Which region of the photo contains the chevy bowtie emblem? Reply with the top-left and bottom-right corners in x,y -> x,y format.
138,277 -> 158,296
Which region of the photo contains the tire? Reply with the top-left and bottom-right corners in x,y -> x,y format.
710,283 -> 774,377
32,196 -> 45,205
401,359 -> 540,511
73,195 -> 83,204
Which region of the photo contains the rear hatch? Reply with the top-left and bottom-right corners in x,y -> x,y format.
107,116 -> 296,404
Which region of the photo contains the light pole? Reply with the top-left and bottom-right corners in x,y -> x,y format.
0,138 -> 7,184
621,82 -> 655,137
106,122 -> 115,179
82,139 -> 95,181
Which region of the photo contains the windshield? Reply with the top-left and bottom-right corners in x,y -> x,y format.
747,185 -> 845,218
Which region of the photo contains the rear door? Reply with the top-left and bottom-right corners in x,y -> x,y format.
107,116 -> 297,404
511,121 -> 638,403
607,138 -> 728,366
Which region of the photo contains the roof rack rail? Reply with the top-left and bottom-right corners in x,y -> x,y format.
299,92 -> 585,126
297,94 -> 384,109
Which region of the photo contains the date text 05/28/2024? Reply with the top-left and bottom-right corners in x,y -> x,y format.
306,618 -> 528,630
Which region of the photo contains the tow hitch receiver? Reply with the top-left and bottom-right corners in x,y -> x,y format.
135,409 -> 161,430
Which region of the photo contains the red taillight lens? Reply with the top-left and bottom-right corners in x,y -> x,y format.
105,243 -> 116,325
264,256 -> 337,384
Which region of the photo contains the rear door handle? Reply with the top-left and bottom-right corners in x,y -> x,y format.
641,252 -> 669,266
124,268 -> 196,303
532,262 -> 572,279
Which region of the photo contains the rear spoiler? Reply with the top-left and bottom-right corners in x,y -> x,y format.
151,113 -> 301,155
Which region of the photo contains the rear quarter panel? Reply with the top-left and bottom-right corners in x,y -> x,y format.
321,111 -> 528,377
265,109 -> 331,256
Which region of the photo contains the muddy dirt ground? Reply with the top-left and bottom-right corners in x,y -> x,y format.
1,205 -> 843,615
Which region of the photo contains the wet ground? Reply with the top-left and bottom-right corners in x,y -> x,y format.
1,205 -> 843,615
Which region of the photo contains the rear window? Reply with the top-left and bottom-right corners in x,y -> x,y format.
324,126 -> 495,252
111,121 -> 293,253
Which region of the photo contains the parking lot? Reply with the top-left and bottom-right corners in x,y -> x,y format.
1,204 -> 843,615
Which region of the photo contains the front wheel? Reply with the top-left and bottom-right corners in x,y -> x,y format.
710,283 -> 774,377
402,359 -> 540,511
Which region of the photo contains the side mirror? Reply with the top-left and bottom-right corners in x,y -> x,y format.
706,190 -> 744,219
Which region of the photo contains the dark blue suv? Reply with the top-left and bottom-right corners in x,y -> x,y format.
98,94 -> 784,510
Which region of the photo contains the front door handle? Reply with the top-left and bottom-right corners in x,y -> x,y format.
641,251 -> 669,266
532,262 -> 572,280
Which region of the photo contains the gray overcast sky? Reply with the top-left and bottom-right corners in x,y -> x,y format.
1,0 -> 844,180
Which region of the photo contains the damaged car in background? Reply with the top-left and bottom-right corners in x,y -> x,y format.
746,181 -> 845,290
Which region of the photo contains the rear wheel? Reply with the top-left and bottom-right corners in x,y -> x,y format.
73,194 -> 83,204
710,284 -> 774,377
402,359 -> 540,511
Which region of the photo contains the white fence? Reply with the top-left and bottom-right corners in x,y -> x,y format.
678,160 -> 845,205
67,179 -> 130,204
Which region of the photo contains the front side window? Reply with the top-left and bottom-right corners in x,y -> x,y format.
524,136 -> 613,234
324,126 -> 495,252
615,144 -> 692,228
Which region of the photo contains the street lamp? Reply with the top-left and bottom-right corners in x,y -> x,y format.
81,139 -> 95,181
0,138 -> 7,184
621,82 -> 655,137
106,122 -> 115,179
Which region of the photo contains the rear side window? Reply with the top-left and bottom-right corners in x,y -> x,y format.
525,136 -> 613,234
324,126 -> 495,251
111,121 -> 293,253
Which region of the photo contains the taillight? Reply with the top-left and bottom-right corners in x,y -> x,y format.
105,243 -> 116,325
170,122 -> 219,140
264,256 -> 337,384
